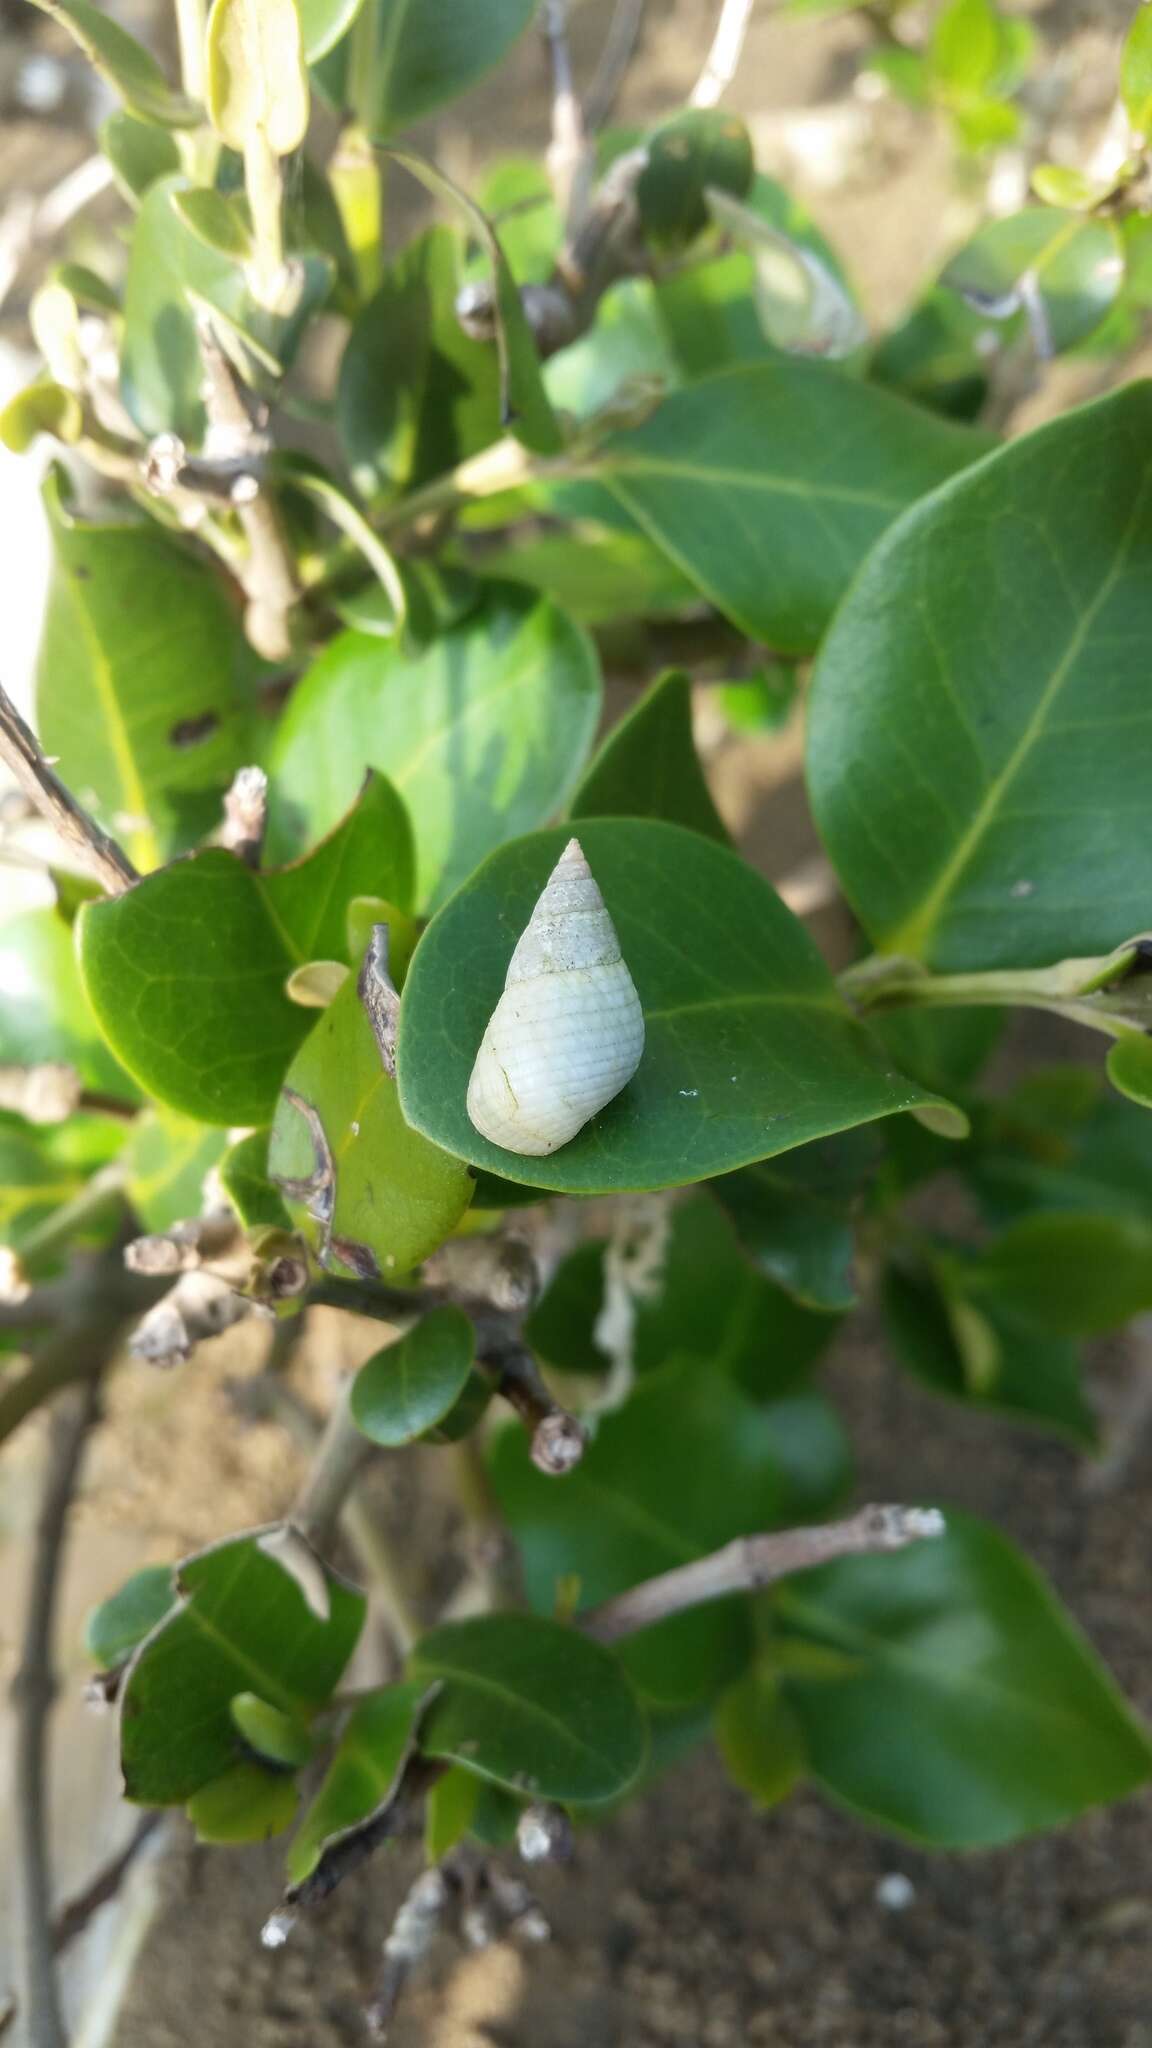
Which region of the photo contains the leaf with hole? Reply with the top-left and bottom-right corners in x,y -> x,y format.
120,1534 -> 364,1804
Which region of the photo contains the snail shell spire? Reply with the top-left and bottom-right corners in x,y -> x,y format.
466,838 -> 645,1157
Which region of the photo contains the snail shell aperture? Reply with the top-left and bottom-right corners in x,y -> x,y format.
466,838 -> 645,1157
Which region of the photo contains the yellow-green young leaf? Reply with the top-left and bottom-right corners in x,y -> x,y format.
396,820 -> 955,1198
171,187 -> 254,257
187,1761 -> 299,1843
120,1535 -> 364,1805
350,1306 -> 475,1445
808,383 -> 1152,973
424,1763 -> 480,1861
0,908 -> 135,1098
124,1110 -> 229,1232
410,1615 -> 647,1804
206,0 -> 309,153
777,1511 -> 1152,1846
1122,4 -> 1152,137
298,0 -> 363,60
287,1681 -> 427,1883
931,0 -> 1000,93
714,1667 -> 807,1808
1107,1031 -> 1152,1106
0,380 -> 82,453
1030,163 -> 1109,211
230,1692 -> 313,1767
100,110 -> 181,201
268,969 -> 473,1279
28,0 -> 201,125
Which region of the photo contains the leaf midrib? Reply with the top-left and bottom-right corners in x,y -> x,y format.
596,452 -> 902,513
414,1656 -> 624,1780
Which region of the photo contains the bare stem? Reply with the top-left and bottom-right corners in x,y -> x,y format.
583,0 -> 646,134
542,0 -> 588,224
579,1505 -> 946,1643
13,1378 -> 102,2048
290,1376 -> 376,1552
690,0 -> 755,107
0,1259 -> 159,1452
51,1813 -> 162,1953
0,681 -> 137,894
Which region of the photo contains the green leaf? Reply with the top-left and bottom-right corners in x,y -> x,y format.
714,1665 -> 806,1808
267,587 -> 600,913
0,908 -> 135,1097
941,209 -> 1123,355
410,1614 -> 646,1803
287,1681 -> 426,1883
1107,1030 -> 1152,1107
0,1116 -> 122,1256
388,149 -> 561,457
972,1210 -> 1152,1336
881,1254 -> 1096,1446
424,1762 -> 480,1861
85,1565 -> 175,1669
397,819 -> 951,1196
469,522 -> 697,626
583,362 -> 993,653
544,278 -> 679,420
186,1761 -> 299,1843
171,187 -> 253,258
120,1535 -> 365,1804
29,0 -> 200,125
524,1239 -> 611,1377
571,671 -> 728,843
230,1691 -> 313,1767
100,111 -> 181,202
717,667 -> 799,735
1030,163 -> 1109,212
1122,3 -> 1152,137
635,108 -> 754,249
206,0 -> 309,154
35,474 -> 256,869
78,777 -> 413,1125
299,0 -> 364,60
219,1129 -> 292,1229
0,379 -> 82,453
124,1109 -> 229,1231
489,1358 -> 847,1706
777,1512 -> 1152,1846
338,0 -> 537,135
339,227 -> 501,497
269,969 -> 473,1278
808,383 -> 1152,971
350,1305 -> 476,1445
712,1132 -> 876,1312
930,0 -> 1000,93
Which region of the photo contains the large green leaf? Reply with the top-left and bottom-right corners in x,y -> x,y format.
0,908 -> 136,1097
490,1358 -> 848,1706
339,226 -> 501,496
712,1130 -> 877,1312
971,1210 -> 1152,1337
287,1680 -> 426,1882
410,1614 -> 646,1804
571,671 -> 728,843
120,1536 -> 365,1804
335,0 -> 537,135
807,383 -> 1152,971
397,820 -> 951,1196
580,362 -> 992,653
269,969 -> 473,1279
266,586 -> 600,912
778,1512 -> 1152,1846
78,777 -> 412,1125
941,208 -> 1123,356
35,476 -> 255,868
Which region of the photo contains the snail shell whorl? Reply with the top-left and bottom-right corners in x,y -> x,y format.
466,838 -> 645,1157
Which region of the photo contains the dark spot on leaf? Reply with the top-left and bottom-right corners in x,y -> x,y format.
71,563 -> 91,580
328,1234 -> 381,1280
169,711 -> 221,749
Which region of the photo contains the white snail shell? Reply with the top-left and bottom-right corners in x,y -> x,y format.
466,838 -> 645,1157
